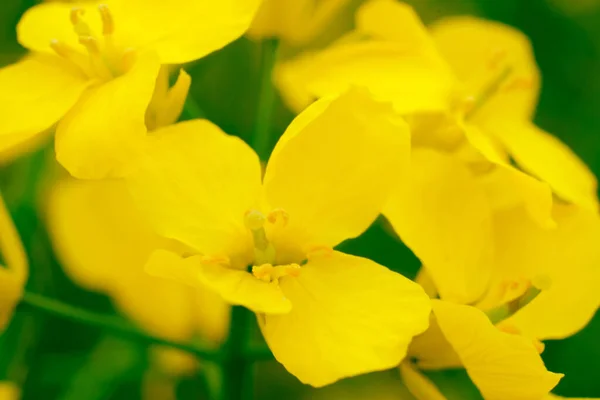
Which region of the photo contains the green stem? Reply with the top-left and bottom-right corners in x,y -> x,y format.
220,306 -> 254,400
19,291 -> 221,362
252,39 -> 280,160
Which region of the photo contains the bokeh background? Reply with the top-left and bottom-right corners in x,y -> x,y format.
1,0 -> 600,398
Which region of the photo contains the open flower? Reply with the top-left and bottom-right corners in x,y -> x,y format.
277,0 -> 597,213
0,0 -> 261,178
0,194 -> 28,333
126,89 -> 431,387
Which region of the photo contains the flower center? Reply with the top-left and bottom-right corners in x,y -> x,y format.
452,48 -> 535,120
50,5 -> 134,80
244,209 -> 300,283
484,275 -> 551,324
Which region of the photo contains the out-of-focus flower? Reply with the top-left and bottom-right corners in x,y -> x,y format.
46,178 -> 230,348
277,1 -> 600,397
278,0 -> 598,213
0,0 -> 261,178
0,194 -> 28,333
127,89 -> 431,387
0,382 -> 20,400
247,0 -> 352,46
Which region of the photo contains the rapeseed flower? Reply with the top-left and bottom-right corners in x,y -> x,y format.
46,178 -> 229,345
0,383 -> 19,400
278,0 -> 597,213
247,0 -> 351,46
0,194 -> 28,332
127,89 -> 431,387
0,0 -> 261,178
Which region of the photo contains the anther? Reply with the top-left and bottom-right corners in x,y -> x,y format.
267,208 -> 289,227
50,39 -> 72,58
78,36 -> 100,54
487,48 -> 508,70
98,4 -> 114,36
485,275 -> 550,324
70,8 -> 92,37
200,255 -> 230,266
70,7 -> 85,25
503,77 -> 534,93
252,263 -> 301,283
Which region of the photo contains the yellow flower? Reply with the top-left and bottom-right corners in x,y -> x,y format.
247,0 -> 351,46
277,0 -> 597,213
127,89 -> 431,387
0,382 -> 20,400
0,0 -> 261,178
0,194 -> 28,333
46,177 -> 229,345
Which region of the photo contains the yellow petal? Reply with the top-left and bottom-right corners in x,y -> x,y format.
263,89 -> 410,259
432,300 -> 562,400
248,0 -> 351,45
127,119 -> 261,262
260,251 -> 431,387
399,362 -> 448,400
408,313 -> 462,370
383,148 -> 493,304
464,126 -> 555,228
46,179 -> 208,341
0,269 -> 23,332
0,382 -> 20,400
0,54 -> 88,156
17,2 -> 103,53
275,35 -> 454,114
430,16 -> 540,121
55,51 -> 160,179
489,121 -> 598,211
110,0 -> 262,64
491,204 -> 600,340
146,249 -> 291,315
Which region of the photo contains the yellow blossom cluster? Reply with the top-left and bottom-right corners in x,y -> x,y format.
0,0 -> 598,399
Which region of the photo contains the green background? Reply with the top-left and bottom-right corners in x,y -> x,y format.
1,0 -> 600,398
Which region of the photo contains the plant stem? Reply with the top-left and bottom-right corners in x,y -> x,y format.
219,306 -> 254,400
19,291 -> 221,361
252,39 -> 280,160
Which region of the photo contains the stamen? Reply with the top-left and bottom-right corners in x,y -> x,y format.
120,48 -> 137,72
98,4 -> 114,36
464,66 -> 513,120
306,245 -> 334,260
78,36 -> 100,54
252,263 -> 301,283
245,210 -> 276,265
487,48 -> 507,71
267,208 -> 289,227
50,39 -> 95,77
503,77 -> 534,93
70,8 -> 93,37
485,275 -> 551,324
200,255 -> 230,266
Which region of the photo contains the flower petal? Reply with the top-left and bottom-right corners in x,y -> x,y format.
46,179 -> 208,341
491,205 -> 600,340
275,1 -> 454,115
146,250 -> 291,315
17,2 -> 103,53
127,119 -> 261,263
0,54 -> 88,155
110,0 -> 262,64
259,251 -> 431,387
399,362 -> 448,400
464,126 -> 555,228
0,269 -> 23,332
383,148 -> 493,304
263,89 -> 410,259
432,300 -> 562,400
55,51 -> 160,179
430,16 -> 540,121
489,121 -> 598,211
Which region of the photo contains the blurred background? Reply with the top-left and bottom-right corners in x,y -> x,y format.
1,0 -> 600,399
